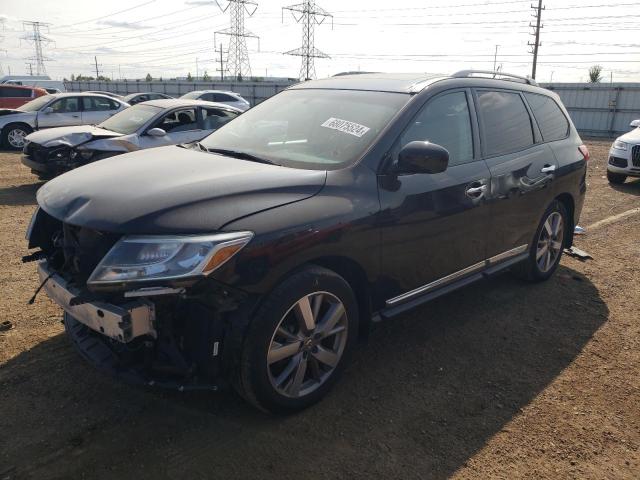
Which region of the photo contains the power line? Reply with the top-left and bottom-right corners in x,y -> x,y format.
22,21 -> 52,75
283,0 -> 333,80
215,0 -> 259,79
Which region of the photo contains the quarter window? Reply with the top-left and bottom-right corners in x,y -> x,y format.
399,91 -> 474,167
524,92 -> 569,142
476,90 -> 534,157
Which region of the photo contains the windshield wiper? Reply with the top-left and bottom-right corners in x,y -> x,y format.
206,147 -> 277,165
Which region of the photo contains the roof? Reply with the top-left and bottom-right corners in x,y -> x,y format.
140,98 -> 243,111
0,84 -> 47,92
182,90 -> 242,96
290,73 -> 447,93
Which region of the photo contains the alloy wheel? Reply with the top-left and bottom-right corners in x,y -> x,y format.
536,211 -> 564,273
267,292 -> 348,398
7,128 -> 27,148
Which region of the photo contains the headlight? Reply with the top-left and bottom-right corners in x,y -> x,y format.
87,231 -> 253,286
613,140 -> 628,151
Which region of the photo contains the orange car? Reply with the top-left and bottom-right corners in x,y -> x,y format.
0,84 -> 48,109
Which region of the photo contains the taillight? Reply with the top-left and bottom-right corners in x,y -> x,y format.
578,145 -> 590,162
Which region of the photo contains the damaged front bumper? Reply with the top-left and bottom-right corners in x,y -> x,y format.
37,260 -> 229,391
38,262 -> 156,343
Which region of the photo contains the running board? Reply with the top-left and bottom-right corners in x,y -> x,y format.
378,252 -> 528,320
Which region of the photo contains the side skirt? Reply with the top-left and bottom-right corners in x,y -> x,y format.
377,250 -> 528,320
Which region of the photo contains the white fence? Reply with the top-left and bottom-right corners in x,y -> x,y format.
65,80 -> 640,139
541,82 -> 640,138
64,79 -> 297,106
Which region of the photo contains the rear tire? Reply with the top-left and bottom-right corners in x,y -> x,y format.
607,171 -> 627,185
512,200 -> 568,282
2,123 -> 32,150
233,266 -> 359,413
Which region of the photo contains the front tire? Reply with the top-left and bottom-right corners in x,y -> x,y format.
513,200 -> 568,282
607,171 -> 627,185
2,123 -> 32,150
234,266 -> 359,413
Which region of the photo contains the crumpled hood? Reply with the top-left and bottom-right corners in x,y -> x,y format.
37,145 -> 327,234
617,127 -> 640,145
26,125 -> 122,148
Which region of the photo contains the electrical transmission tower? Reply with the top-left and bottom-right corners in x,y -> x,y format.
528,0 -> 545,80
215,0 -> 259,79
282,0 -> 332,81
22,21 -> 52,75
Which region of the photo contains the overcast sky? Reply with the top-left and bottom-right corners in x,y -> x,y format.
0,0 -> 638,82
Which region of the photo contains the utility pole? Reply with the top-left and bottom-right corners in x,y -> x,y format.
282,0 -> 333,81
215,42 -> 225,81
22,21 -> 52,75
528,0 -> 544,80
93,55 -> 102,79
493,45 -> 499,72
215,0 -> 259,79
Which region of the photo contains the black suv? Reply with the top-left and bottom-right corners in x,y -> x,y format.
26,71 -> 588,412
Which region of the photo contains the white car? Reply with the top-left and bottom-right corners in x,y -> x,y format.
180,90 -> 250,111
1,92 -> 129,150
607,119 -> 640,184
21,99 -> 241,178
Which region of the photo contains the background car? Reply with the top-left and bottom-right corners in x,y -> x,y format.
607,118 -> 640,184
22,99 -> 241,178
0,92 -> 129,150
84,91 -> 125,100
0,84 -> 48,109
180,90 -> 250,111
123,92 -> 173,105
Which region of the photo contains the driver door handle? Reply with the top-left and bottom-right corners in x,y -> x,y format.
541,164 -> 556,173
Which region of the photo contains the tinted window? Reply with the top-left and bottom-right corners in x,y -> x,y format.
524,92 -> 569,142
0,87 -> 31,98
201,107 -> 239,130
83,96 -> 119,111
399,91 -> 473,167
50,97 -> 81,113
213,93 -> 235,102
476,90 -> 534,156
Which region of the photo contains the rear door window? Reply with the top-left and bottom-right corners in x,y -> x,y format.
201,107 -> 239,130
83,96 -> 120,111
476,90 -> 534,157
524,92 -> 569,142
399,91 -> 474,167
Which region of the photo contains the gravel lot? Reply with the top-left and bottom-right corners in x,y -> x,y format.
0,140 -> 639,479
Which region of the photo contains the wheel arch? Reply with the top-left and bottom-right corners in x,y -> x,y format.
555,192 -> 575,248
307,255 -> 372,340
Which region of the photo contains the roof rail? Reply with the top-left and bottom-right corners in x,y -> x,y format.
452,70 -> 538,86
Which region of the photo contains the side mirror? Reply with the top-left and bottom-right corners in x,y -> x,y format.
630,119 -> 640,129
43,107 -> 53,114
397,141 -> 449,174
147,127 -> 166,137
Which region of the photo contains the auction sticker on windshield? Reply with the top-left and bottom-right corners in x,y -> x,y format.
321,117 -> 370,138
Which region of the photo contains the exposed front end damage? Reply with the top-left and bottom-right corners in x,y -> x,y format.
22,127 -> 130,178
25,208 -> 252,391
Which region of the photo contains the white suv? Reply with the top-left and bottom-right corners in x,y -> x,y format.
607,119 -> 640,184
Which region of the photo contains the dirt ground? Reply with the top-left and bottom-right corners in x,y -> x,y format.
0,140 -> 638,480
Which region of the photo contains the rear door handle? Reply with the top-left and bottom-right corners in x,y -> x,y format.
466,184 -> 488,198
541,164 -> 556,173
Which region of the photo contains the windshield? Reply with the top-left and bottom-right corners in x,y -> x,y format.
200,89 -> 409,169
17,95 -> 54,112
98,104 -> 163,134
181,91 -> 201,99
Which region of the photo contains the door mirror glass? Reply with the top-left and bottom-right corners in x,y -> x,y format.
43,107 -> 53,114
630,119 -> 640,129
397,141 -> 449,174
147,127 -> 166,137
